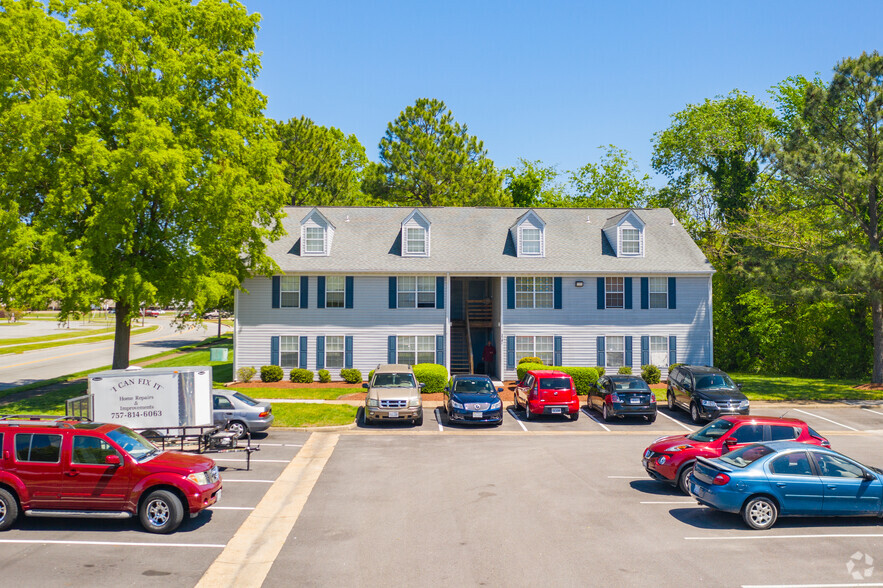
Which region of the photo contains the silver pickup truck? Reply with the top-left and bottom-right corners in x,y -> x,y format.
363,364 -> 424,426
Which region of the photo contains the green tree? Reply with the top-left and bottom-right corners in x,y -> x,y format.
0,0 -> 287,369
502,159 -> 565,207
363,98 -> 507,206
546,145 -> 651,209
276,116 -> 368,206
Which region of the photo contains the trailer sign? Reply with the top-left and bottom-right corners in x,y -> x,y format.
92,373 -> 180,429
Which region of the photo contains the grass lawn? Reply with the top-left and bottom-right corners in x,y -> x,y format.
0,383 -> 87,415
729,372 -> 879,402
146,338 -> 234,384
0,326 -> 117,346
270,403 -> 357,427
228,387 -> 356,400
0,325 -> 159,355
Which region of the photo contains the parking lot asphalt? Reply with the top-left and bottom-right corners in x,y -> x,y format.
4,407 -> 883,588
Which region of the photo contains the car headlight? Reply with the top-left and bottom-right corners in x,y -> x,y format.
700,399 -> 717,409
367,398 -> 379,407
739,400 -> 750,409
666,444 -> 693,452
408,397 -> 421,407
451,401 -> 464,409
490,401 -> 502,410
187,470 -> 211,485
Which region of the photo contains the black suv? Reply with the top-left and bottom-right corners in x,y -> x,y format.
666,365 -> 748,423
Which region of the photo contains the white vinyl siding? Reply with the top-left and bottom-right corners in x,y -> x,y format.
326,276 -> 345,308
304,226 -> 326,254
397,335 -> 435,365
405,227 -> 426,255
280,336 -> 299,368
605,277 -> 624,309
606,336 -> 625,368
650,336 -> 668,367
325,335 -> 344,368
280,276 -> 299,308
649,277 -> 668,308
515,277 -> 553,309
516,335 -> 553,365
398,276 -> 435,308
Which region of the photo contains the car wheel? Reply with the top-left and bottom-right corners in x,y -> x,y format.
414,414 -> 424,427
0,488 -> 19,531
667,392 -> 674,410
524,403 -> 532,420
226,421 -> 247,439
362,409 -> 372,426
602,404 -> 612,422
140,489 -> 184,534
742,496 -> 778,530
689,403 -> 703,424
646,414 -> 657,423
570,410 -> 579,422
677,463 -> 695,495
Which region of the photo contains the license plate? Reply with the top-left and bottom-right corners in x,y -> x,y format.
630,398 -> 641,404
551,407 -> 562,414
472,412 -> 483,418
388,411 -> 399,418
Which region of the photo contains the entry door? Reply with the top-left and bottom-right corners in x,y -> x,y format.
62,435 -> 131,510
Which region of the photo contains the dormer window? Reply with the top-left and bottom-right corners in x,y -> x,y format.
401,209 -> 430,257
621,228 -> 641,255
406,227 -> 426,255
521,228 -> 541,255
603,210 -> 645,258
300,208 -> 335,257
304,226 -> 326,254
511,210 -> 546,257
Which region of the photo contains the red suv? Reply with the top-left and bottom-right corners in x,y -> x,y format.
0,418 -> 222,533
514,370 -> 580,421
642,415 -> 829,494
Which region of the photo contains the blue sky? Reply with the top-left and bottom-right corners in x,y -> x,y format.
242,0 -> 882,187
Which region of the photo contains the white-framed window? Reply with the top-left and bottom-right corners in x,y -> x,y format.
515,277 -> 553,309
280,336 -> 299,368
521,227 -> 542,255
397,276 -> 436,308
326,276 -> 345,308
621,228 -> 641,255
405,227 -> 426,255
280,276 -> 300,308
515,335 -> 554,365
649,277 -> 668,308
606,336 -> 625,368
650,336 -> 668,367
397,335 -> 435,365
605,277 -> 624,309
304,226 -> 326,254
325,335 -> 344,368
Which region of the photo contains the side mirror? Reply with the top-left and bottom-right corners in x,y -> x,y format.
444,386 -> 450,392
864,470 -> 876,482
497,387 -> 503,393
105,454 -> 121,466
419,382 -> 426,389
724,438 -> 737,446
362,383 -> 369,389
736,383 -> 743,390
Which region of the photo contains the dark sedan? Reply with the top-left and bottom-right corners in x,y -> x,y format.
444,375 -> 503,426
588,375 -> 657,422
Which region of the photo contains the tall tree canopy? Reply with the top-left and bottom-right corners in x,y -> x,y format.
0,0 -> 287,368
502,159 -> 565,207
276,116 -> 368,206
547,145 -> 651,209
363,98 -> 507,206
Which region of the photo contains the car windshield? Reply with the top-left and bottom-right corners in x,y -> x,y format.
613,378 -> 650,391
453,378 -> 495,394
687,419 -> 735,442
373,373 -> 417,387
233,392 -> 260,406
539,377 -> 571,390
695,373 -> 736,390
106,426 -> 158,462
719,444 -> 775,468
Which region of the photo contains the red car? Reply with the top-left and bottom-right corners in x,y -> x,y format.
0,418 -> 221,533
642,415 -> 829,494
513,369 -> 580,421
143,308 -> 161,317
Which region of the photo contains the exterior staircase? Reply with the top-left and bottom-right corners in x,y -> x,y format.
450,323 -> 470,375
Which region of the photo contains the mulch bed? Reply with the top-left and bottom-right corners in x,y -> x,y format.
853,383 -> 883,390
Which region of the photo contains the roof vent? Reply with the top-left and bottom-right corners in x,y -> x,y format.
670,217 -> 676,226
586,215 -> 591,223
345,215 -> 350,222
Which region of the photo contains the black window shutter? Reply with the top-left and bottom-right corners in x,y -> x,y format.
270,336 -> 280,366
344,336 -> 353,369
300,276 -> 309,309
641,335 -> 649,366
625,336 -> 633,367
271,276 -> 280,309
597,278 -> 605,310
316,336 -> 325,370
554,277 -> 562,309
436,276 -> 445,309
436,335 -> 445,365
345,276 -> 354,309
596,336 -> 606,367
387,335 -> 396,364
669,335 -> 677,366
299,336 -> 308,370
624,277 -> 633,309
506,336 -> 515,369
553,336 -> 563,366
668,277 -> 677,309
317,276 -> 326,309
640,277 -> 649,309
507,277 -> 515,309
388,277 -> 397,309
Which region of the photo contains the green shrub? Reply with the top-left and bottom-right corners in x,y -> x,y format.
289,368 -> 314,383
555,366 -> 599,395
518,356 -> 543,365
368,369 -> 375,382
318,369 -> 331,383
642,364 -> 661,384
260,365 -> 283,383
413,363 -> 448,393
668,363 -> 684,373
618,366 -> 632,375
516,362 -> 546,381
340,368 -> 363,384
237,366 -> 256,383
596,366 -> 605,377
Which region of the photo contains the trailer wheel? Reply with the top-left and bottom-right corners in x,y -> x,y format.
226,421 -> 247,439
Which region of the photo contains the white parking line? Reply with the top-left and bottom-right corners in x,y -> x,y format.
862,407 -> 883,417
212,459 -> 291,463
581,407 -> 611,432
209,506 -> 256,511
218,479 -> 276,484
793,409 -> 859,431
656,409 -> 695,431
743,583 -> 883,588
640,501 -> 695,504
0,539 -> 225,548
686,533 -> 883,541
507,407 -> 529,432
257,443 -> 303,447
435,407 -> 444,432
607,475 -> 644,479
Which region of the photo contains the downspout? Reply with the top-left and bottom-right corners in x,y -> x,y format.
445,273 -> 451,375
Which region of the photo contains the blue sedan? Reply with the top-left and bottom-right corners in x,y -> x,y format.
444,375 -> 504,425
689,441 -> 883,529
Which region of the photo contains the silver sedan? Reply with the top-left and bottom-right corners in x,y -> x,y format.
212,390 -> 274,438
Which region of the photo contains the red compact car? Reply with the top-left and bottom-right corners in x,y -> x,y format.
513,369 -> 580,421
642,415 -> 829,494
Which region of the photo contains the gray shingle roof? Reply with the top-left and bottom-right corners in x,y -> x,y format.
266,207 -> 714,275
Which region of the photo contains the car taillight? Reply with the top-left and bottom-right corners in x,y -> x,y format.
650,392 -> 656,403
712,473 -> 730,485
259,411 -> 270,418
606,393 -> 621,403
